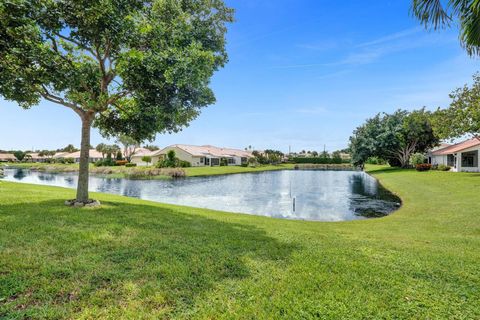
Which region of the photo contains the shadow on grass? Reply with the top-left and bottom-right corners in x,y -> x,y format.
0,199 -> 298,317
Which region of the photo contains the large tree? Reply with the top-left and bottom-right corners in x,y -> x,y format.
0,0 -> 233,204
431,73 -> 480,140
350,109 -> 439,167
411,0 -> 480,56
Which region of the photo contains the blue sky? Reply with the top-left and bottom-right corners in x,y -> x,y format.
0,0 -> 478,153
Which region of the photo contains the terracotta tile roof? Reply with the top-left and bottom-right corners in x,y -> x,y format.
432,138 -> 480,155
131,148 -> 155,157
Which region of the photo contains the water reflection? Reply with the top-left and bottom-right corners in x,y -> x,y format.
0,169 -> 400,221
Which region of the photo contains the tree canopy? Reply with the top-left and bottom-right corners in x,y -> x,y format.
350,109 -> 439,167
431,73 -> 480,140
0,0 -> 233,203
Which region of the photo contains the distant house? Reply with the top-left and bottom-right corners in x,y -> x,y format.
64,149 -> 103,163
0,153 -> 17,162
53,152 -> 71,160
25,153 -> 48,163
131,144 -> 253,167
428,138 -> 480,172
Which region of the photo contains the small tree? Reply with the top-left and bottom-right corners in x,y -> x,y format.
117,135 -> 140,163
116,150 -> 123,161
13,151 -> 26,161
431,73 -> 480,140
410,153 -> 426,166
96,143 -> 108,159
142,156 -> 152,166
0,1 -> 233,204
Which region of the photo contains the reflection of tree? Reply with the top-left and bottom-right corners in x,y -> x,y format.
13,169 -> 26,180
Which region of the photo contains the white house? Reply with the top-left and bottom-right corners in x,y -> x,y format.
131,144 -> 253,167
428,138 -> 480,172
130,148 -> 157,166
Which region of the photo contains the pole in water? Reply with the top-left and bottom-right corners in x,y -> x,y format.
293,197 -> 296,212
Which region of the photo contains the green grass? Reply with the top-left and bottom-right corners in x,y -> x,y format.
183,164 -> 295,176
0,166 -> 479,319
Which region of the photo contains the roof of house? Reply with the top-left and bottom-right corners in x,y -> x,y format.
64,149 -> 103,159
53,152 -> 71,158
432,138 -> 480,155
154,144 -> 253,158
131,147 -> 155,157
0,153 -> 16,160
26,153 -> 47,160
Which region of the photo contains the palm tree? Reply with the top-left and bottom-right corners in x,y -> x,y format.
411,0 -> 480,56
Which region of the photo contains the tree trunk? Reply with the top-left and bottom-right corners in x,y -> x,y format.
76,113 -> 93,203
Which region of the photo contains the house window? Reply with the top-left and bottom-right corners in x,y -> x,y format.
200,157 -> 204,163
205,158 -> 210,165
228,158 -> 235,164
211,158 -> 220,166
241,157 -> 247,164
461,151 -> 478,167
447,154 -> 455,167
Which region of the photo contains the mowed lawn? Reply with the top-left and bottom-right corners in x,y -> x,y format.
0,167 -> 479,319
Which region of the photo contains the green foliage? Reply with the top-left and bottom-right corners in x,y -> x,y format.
220,158 -> 228,166
252,150 -> 284,164
156,150 -> 190,168
411,0 -> 480,56
13,151 -> 25,161
144,145 -> 159,151
365,156 -> 387,165
410,153 -> 426,166
292,157 -> 345,164
116,150 -> 123,161
125,163 -> 137,167
94,158 -> 116,167
59,144 -> 78,153
415,163 -> 432,171
431,73 -> 480,140
350,108 -> 439,167
436,164 -> 451,171
141,156 -> 152,165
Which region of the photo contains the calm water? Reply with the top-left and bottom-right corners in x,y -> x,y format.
0,168 -> 400,221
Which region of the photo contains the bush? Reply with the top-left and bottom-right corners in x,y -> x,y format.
292,157 -> 347,164
64,157 -> 74,164
366,156 -> 387,165
178,160 -> 191,168
125,163 -> 137,167
410,153 -> 426,166
94,159 -> 116,167
220,158 -> 228,166
115,160 -> 128,166
416,163 -> 432,171
437,164 -> 451,171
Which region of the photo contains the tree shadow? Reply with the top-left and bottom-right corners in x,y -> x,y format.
0,199 -> 298,317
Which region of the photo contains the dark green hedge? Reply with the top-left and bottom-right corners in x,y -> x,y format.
291,157 -> 349,164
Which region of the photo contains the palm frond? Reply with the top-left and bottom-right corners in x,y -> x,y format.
411,0 -> 452,29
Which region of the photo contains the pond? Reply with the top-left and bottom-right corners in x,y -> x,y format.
0,168 -> 400,221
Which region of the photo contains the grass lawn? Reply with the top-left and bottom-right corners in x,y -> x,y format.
0,166 -> 479,319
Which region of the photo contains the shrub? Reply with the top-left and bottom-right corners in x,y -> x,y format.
220,158 -> 228,166
410,153 -> 426,166
437,164 -> 451,171
366,156 -> 387,165
292,157 -> 348,164
125,163 -> 137,167
178,160 -> 191,168
416,163 -> 432,171
94,159 -> 116,167
141,156 -> 152,165
64,157 -> 74,164
115,160 -> 128,166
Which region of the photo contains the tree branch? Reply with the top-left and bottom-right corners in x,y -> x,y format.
40,85 -> 85,118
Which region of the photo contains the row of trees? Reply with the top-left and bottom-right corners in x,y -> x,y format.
351,72 -> 480,167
